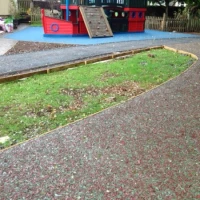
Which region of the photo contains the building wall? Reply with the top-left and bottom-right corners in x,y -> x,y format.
0,0 -> 10,15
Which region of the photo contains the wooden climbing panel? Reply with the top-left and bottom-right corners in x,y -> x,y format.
79,6 -> 113,38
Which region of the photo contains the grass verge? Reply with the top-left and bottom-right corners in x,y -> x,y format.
0,49 -> 195,149
30,21 -> 42,26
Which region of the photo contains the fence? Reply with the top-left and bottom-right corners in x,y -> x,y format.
29,7 -> 40,22
17,0 -> 40,22
18,0 -> 31,12
30,13 -> 41,22
145,16 -> 200,32
30,9 -> 61,23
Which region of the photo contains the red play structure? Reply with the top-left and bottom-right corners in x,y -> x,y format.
42,0 -> 147,38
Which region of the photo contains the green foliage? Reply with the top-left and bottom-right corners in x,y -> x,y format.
9,0 -> 20,19
0,49 -> 195,149
30,21 -> 42,26
184,0 -> 200,18
149,0 -> 200,18
149,0 -> 184,17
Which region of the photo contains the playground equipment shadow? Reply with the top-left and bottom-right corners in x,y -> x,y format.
5,26 -> 200,45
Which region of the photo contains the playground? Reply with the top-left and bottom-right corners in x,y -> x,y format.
4,0 -> 198,45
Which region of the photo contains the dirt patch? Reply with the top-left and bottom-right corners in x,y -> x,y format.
60,87 -> 100,111
61,87 -> 100,97
25,82 -> 145,119
100,71 -> 120,81
61,81 -> 145,105
102,81 -> 145,98
5,41 -> 78,55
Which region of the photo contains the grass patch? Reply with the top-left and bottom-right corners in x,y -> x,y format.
0,49 -> 195,149
30,21 -> 42,26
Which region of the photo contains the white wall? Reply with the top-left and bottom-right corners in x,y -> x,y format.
0,0 -> 19,16
0,0 -> 10,15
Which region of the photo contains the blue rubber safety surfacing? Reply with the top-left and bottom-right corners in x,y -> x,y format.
5,26 -> 200,45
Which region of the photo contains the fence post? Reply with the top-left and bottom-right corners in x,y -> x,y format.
186,13 -> 190,32
30,1 -> 34,9
161,13 -> 166,31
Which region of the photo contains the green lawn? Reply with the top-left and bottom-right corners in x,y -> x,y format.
30,21 -> 42,26
0,49 -> 195,149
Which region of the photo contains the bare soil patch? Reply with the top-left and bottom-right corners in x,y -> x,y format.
5,41 -> 78,55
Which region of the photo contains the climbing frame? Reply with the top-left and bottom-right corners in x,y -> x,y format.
79,6 -> 113,38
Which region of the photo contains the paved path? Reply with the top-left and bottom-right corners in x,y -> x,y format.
1,37 -> 200,76
0,38 -> 18,56
0,24 -> 28,56
0,40 -> 200,199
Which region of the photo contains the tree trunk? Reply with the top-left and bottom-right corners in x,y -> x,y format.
165,0 -> 169,18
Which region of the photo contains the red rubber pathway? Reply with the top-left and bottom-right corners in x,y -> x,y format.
0,42 -> 200,199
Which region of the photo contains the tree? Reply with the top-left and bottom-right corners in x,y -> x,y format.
47,0 -> 60,13
184,0 -> 200,17
148,0 -> 184,17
